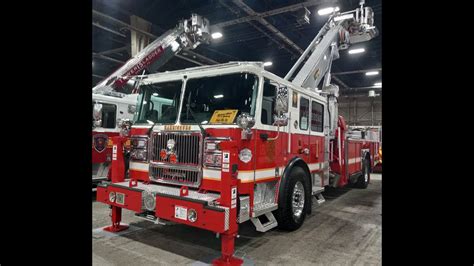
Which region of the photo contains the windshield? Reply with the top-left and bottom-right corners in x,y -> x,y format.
135,80 -> 182,124
180,73 -> 258,124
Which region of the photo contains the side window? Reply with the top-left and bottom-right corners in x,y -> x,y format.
261,78 -> 278,125
299,97 -> 309,130
101,103 -> 117,128
311,101 -> 324,132
93,102 -> 117,128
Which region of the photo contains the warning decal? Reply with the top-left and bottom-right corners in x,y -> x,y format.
209,109 -> 238,124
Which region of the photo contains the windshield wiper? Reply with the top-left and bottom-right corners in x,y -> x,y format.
185,105 -> 208,137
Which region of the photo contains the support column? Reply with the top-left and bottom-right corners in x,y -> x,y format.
212,141 -> 243,266
130,15 -> 152,57
104,136 -> 129,233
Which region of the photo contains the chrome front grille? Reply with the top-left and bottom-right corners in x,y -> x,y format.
151,132 -> 201,166
149,165 -> 201,187
149,131 -> 202,188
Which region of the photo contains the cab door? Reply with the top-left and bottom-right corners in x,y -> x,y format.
254,78 -> 284,180
292,95 -> 311,163
309,99 -> 325,185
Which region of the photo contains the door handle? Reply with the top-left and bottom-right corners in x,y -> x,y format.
300,148 -> 310,155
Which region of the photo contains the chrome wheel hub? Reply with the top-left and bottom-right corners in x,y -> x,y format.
292,181 -> 305,220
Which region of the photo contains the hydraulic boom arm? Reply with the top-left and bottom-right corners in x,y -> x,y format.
285,1 -> 377,91
93,14 -> 210,94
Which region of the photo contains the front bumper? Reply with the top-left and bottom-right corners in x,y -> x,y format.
97,181 -> 229,233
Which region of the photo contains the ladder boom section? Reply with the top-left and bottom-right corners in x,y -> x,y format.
291,24 -> 342,90
285,3 -> 377,91
93,14 -> 210,94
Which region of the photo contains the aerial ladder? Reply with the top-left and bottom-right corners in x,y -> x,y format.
92,14 -> 211,95
284,0 -> 378,189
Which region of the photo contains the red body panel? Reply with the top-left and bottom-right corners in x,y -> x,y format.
155,195 -> 227,233
92,131 -> 119,164
97,185 -> 143,213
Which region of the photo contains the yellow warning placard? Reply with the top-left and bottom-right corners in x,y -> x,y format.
209,109 -> 239,124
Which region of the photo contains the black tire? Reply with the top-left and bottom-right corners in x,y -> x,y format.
355,159 -> 370,188
274,167 -> 310,231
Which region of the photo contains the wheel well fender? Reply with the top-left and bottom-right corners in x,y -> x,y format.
279,157 -> 312,213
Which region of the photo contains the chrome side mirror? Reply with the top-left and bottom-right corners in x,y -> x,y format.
236,113 -> 255,140
274,86 -> 288,114
273,113 -> 288,127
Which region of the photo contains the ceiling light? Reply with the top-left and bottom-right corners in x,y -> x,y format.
334,14 -> 354,21
214,94 -> 224,99
365,71 -> 379,76
211,32 -> 223,39
348,48 -> 365,54
317,7 -> 339,16
374,82 -> 382,87
263,61 -> 273,66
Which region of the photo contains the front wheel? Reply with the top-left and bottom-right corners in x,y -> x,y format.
275,167 -> 309,231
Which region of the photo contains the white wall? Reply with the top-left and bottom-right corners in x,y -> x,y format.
338,96 -> 381,126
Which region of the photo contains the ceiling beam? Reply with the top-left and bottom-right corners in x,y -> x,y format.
96,46 -> 129,56
230,0 -> 304,55
92,53 -> 125,64
93,74 -> 106,79
175,54 -> 204,66
214,0 -> 335,28
332,76 -> 350,90
332,68 -> 382,75
183,50 -> 219,65
217,0 -> 297,57
93,10 -> 156,39
92,22 -> 127,38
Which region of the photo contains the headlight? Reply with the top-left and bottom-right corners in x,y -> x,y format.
239,148 -> 252,163
204,153 -> 222,168
131,149 -> 148,161
130,137 -> 148,161
203,138 -> 223,168
131,137 -> 148,149
142,191 -> 156,211
109,192 -> 116,202
188,209 -> 197,222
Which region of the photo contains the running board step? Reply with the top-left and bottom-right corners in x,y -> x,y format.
311,186 -> 325,195
250,212 -> 278,232
135,212 -> 172,225
314,193 -> 325,205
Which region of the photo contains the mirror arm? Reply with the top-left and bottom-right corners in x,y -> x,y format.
267,124 -> 280,141
268,111 -> 283,141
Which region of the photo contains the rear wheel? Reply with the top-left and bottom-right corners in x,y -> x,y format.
355,159 -> 370,188
275,167 -> 309,231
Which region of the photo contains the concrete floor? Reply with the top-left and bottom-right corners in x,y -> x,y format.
93,174 -> 381,265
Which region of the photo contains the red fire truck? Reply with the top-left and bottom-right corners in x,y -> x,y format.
96,4 -> 378,265
92,14 -> 211,185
